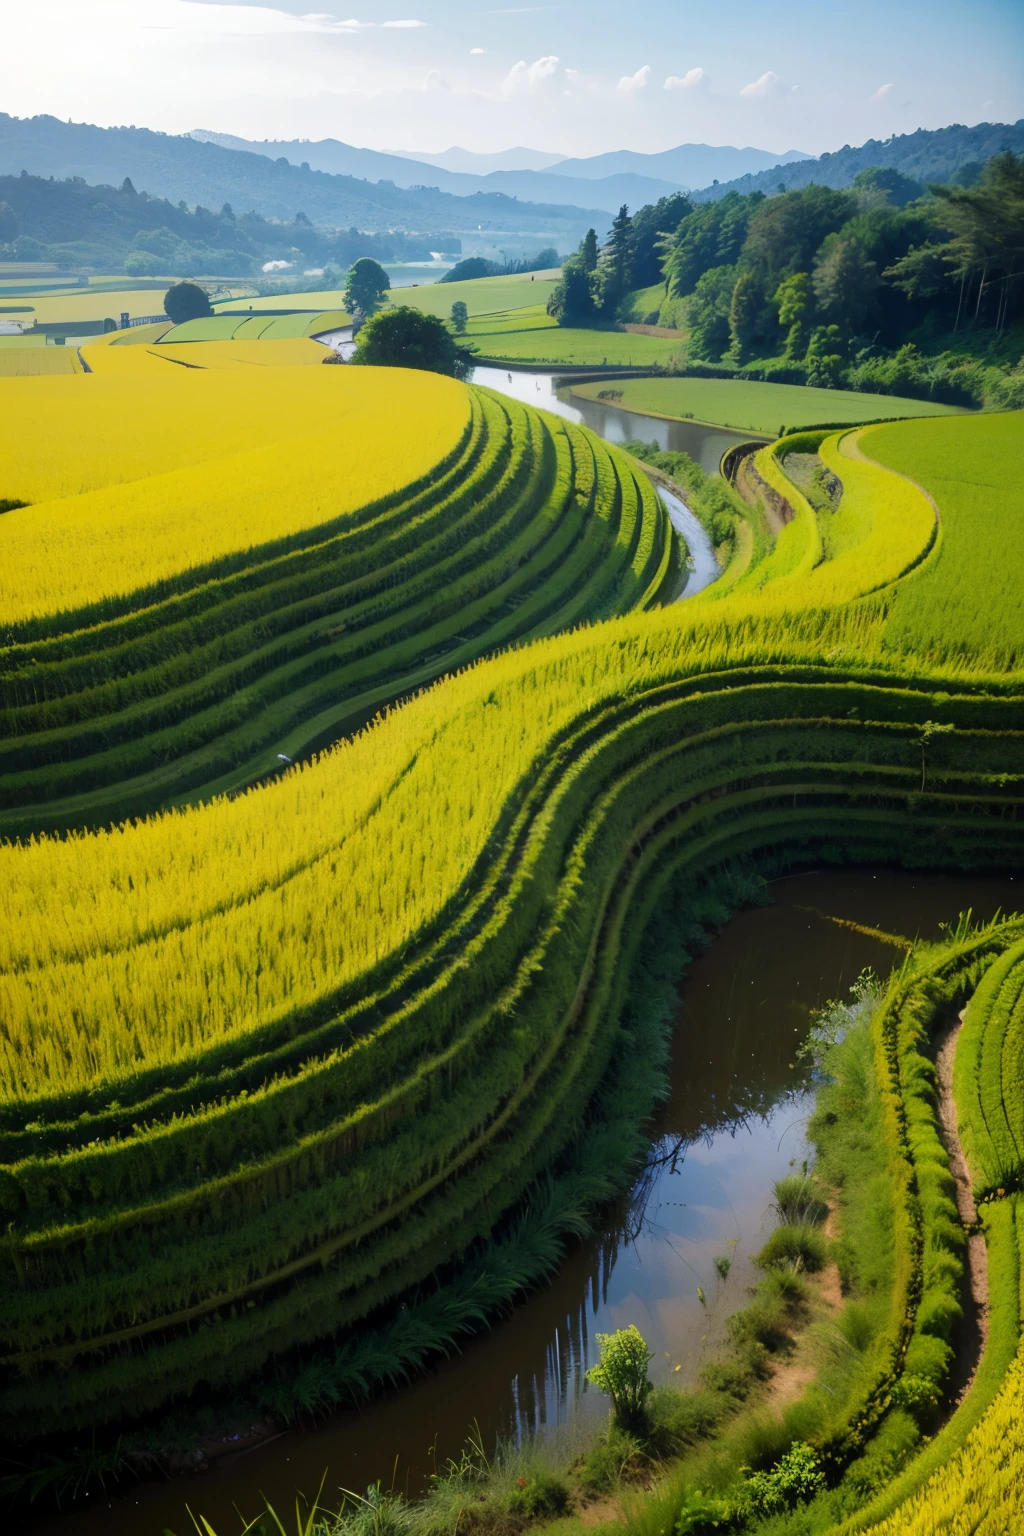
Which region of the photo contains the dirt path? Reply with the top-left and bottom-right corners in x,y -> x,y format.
765,1208 -> 844,1413
935,1008 -> 989,1404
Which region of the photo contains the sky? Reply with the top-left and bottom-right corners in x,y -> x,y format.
2,0 -> 1022,159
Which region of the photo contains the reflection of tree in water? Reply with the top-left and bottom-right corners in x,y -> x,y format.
504,1061 -> 811,1443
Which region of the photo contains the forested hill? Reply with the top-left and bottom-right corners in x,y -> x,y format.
0,171 -> 448,274
693,120 -> 1024,202
0,115 -> 606,242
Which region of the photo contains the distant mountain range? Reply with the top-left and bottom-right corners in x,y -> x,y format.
390,146 -> 568,175
694,120 -> 1024,202
542,144 -> 811,185
188,130 -> 687,214
0,115 -> 610,249
2,115 -> 1019,259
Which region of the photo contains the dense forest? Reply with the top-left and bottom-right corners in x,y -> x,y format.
0,171 -> 455,275
549,154 -> 1024,407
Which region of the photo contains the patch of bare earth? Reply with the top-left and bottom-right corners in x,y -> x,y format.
935,1009 -> 989,1404
766,1210 -> 843,1414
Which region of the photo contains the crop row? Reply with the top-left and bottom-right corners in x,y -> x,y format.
954,939 -> 1024,1197
2,659 -> 1024,1438
0,387 -> 676,836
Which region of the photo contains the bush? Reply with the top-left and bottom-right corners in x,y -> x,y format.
352,305 -> 473,380
587,1325 -> 655,1431
507,1471 -> 571,1519
163,280 -> 212,324
771,1175 -> 828,1227
742,1441 -> 825,1518
755,1223 -> 827,1274
675,1492 -> 735,1534
579,1426 -> 646,1492
646,1386 -> 730,1456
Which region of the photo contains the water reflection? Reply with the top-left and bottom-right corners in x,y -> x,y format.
26,869 -> 1020,1535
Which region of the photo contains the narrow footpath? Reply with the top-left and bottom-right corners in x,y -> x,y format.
934,1008 -> 990,1403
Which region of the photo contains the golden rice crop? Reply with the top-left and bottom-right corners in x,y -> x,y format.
860,1347 -> 1024,1535
82,336 -> 328,372
0,367 -> 470,625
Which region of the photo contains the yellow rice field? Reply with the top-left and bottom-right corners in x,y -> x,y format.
0,365 -> 470,624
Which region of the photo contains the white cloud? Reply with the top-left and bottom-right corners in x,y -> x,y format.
381,18 -> 426,27
739,69 -> 782,99
499,55 -> 559,96
664,66 -> 708,92
868,82 -> 894,104
424,69 -> 450,91
617,65 -> 651,93
469,47 -> 485,54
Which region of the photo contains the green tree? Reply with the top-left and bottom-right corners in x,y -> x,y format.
353,305 -> 472,380
546,253 -> 596,326
449,300 -> 468,334
727,269 -> 761,361
629,192 -> 690,288
581,227 -> 599,273
586,1325 -> 654,1431
804,324 -> 847,388
344,257 -> 391,320
598,204 -> 634,311
684,264 -> 736,360
774,271 -> 812,358
812,235 -> 878,336
163,280 -> 212,324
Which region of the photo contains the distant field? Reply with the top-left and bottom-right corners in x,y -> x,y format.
0,347 -> 81,376
400,271 -> 560,319
570,376 -> 966,432
5,287 -> 172,324
161,310 -> 348,343
469,326 -> 683,366
83,337 -> 328,372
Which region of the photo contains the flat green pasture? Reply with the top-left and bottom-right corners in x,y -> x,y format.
468,326 -> 683,367
865,410 -> 1024,668
570,376 -> 966,433
464,304 -> 556,336
399,271 -> 560,319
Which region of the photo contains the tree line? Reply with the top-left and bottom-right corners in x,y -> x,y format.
547,154 -> 1024,404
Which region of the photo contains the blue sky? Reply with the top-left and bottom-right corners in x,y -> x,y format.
3,0 -> 1021,156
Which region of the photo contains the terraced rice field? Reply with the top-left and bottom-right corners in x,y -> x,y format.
0,359 -> 676,836
2,321 -> 1024,1536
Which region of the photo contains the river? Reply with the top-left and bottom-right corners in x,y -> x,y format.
24,868 -> 1020,1536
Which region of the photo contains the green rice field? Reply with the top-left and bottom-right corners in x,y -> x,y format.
570,375 -> 966,432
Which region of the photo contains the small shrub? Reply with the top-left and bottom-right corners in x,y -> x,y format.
755,1224 -> 827,1274
587,1325 -> 654,1430
675,1492 -> 735,1534
890,1371 -> 941,1414
713,1254 -> 731,1281
742,1441 -> 825,1518
771,1175 -> 828,1228
646,1386 -> 728,1456
579,1426 -> 645,1492
507,1471 -> 571,1519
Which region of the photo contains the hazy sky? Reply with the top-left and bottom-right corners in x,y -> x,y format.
3,0 -> 1022,158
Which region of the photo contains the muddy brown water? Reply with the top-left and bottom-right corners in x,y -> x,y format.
22,867 -> 1020,1535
